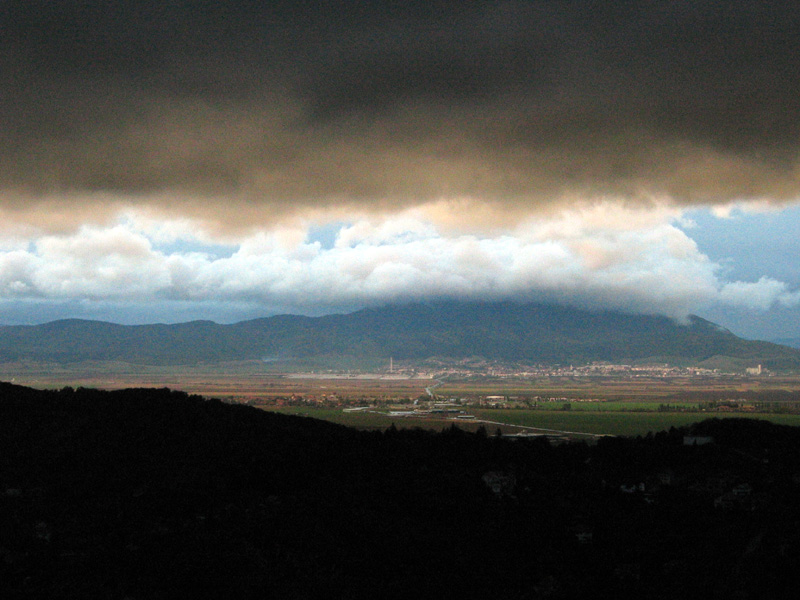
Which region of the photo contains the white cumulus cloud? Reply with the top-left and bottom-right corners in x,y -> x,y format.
0,202 -> 796,322
719,277 -> 800,310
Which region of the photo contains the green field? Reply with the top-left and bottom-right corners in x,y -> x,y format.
261,406 -> 800,437
528,401 -> 702,411
469,409 -> 800,436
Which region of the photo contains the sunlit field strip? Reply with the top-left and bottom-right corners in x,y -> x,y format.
468,409 -> 800,436
260,407 -> 800,437
519,401 -> 702,411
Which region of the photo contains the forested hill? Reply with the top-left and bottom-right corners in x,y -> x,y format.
774,337 -> 800,349
4,382 -> 800,598
1,302 -> 799,369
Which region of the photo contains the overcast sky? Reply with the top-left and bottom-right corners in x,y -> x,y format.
1,1 -> 799,340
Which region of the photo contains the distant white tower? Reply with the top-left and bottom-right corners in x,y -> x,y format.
390,357 -> 393,373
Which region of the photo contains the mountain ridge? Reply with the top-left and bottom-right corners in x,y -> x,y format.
1,302 -> 799,370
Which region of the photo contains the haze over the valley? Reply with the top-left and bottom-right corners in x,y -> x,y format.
2,1 -> 799,339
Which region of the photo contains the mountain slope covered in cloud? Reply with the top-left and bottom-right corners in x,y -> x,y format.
1,302 -> 798,370
3,3 -> 800,339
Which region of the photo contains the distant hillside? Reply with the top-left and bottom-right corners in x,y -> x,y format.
2,302 -> 799,370
773,337 -> 800,350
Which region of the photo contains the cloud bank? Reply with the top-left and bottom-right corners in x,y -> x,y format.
1,204 -> 797,323
2,1 -> 800,232
2,2 -> 799,329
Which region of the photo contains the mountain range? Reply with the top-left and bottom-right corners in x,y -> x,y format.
1,302 -> 799,370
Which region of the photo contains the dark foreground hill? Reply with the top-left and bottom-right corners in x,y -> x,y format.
2,302 -> 799,370
4,382 -> 800,599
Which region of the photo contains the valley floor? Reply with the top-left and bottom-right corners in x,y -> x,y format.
4,365 -> 800,438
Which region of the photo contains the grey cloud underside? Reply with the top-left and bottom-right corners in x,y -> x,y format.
3,1 -> 800,210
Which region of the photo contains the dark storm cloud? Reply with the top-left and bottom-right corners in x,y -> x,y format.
2,0 -> 800,221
